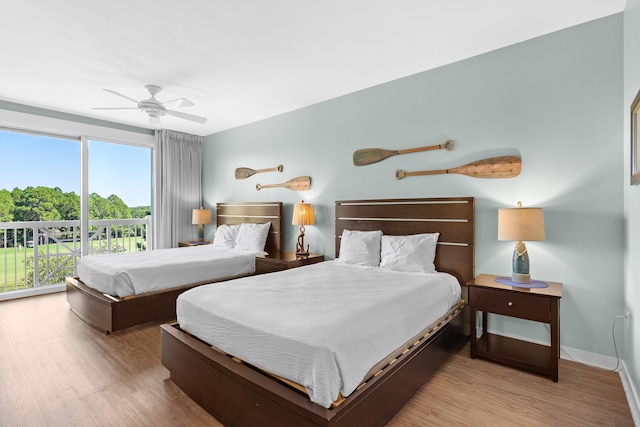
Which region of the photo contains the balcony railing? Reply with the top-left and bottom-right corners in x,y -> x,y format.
0,218 -> 151,300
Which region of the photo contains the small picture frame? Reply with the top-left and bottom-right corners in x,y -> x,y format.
632,89 -> 640,185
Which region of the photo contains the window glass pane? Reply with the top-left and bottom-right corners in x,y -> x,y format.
0,129 -> 80,291
88,140 -> 151,253
0,130 -> 80,221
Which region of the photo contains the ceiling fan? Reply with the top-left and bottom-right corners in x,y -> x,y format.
93,85 -> 208,124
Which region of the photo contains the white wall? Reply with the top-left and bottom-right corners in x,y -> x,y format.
624,0 -> 640,416
203,15 -> 623,358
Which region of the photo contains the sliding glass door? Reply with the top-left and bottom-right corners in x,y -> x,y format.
0,128 -> 153,298
0,129 -> 80,294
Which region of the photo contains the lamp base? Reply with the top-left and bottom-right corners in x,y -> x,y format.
295,226 -> 310,257
511,272 -> 531,284
512,241 -> 531,284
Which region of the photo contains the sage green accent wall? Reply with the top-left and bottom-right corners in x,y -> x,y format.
624,0 -> 640,409
203,15 -> 623,358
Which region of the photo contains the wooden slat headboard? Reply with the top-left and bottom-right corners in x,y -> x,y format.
216,202 -> 284,255
335,197 -> 475,286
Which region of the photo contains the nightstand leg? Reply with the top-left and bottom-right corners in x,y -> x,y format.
481,311 -> 487,337
470,302 -> 477,358
551,299 -> 560,382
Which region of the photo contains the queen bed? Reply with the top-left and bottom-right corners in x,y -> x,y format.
65,202 -> 283,334
161,197 -> 474,426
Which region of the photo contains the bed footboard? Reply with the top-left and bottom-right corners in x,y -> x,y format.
66,277 -> 117,334
66,277 -> 222,334
161,305 -> 468,427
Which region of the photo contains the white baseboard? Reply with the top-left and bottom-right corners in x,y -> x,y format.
619,360 -> 640,426
0,284 -> 65,302
478,327 -> 639,425
560,343 -> 618,369
563,345 -> 639,426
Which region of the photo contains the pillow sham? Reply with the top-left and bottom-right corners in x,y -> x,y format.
337,229 -> 382,266
380,233 -> 439,273
234,222 -> 271,252
212,224 -> 239,249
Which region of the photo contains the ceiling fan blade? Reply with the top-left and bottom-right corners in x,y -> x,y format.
102,89 -> 139,104
165,109 -> 208,124
92,107 -> 139,110
149,116 -> 161,125
162,98 -> 194,109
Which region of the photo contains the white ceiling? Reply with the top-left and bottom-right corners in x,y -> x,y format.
1,1 -> 625,137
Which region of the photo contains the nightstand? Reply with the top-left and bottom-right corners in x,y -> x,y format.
467,274 -> 563,381
255,251 -> 324,274
178,240 -> 212,247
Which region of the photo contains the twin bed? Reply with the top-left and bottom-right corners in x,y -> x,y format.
161,197 -> 475,426
65,202 -> 283,333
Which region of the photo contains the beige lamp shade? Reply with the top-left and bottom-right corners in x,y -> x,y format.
192,207 -> 212,225
292,201 -> 315,226
498,203 -> 545,241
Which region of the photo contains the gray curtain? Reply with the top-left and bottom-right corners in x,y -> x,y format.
155,129 -> 203,249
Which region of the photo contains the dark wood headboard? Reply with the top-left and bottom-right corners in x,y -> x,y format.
216,202 -> 284,255
335,197 -> 475,286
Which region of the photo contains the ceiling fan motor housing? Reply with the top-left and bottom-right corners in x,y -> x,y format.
138,99 -> 165,117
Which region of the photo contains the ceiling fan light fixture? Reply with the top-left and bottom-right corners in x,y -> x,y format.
138,100 -> 166,118
144,110 -> 164,118
95,85 -> 208,124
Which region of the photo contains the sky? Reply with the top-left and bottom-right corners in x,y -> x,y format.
0,130 -> 151,207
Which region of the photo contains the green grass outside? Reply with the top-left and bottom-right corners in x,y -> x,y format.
0,236 -> 146,291
1,247 -> 34,289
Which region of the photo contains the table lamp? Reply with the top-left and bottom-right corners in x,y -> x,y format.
292,200 -> 315,257
498,201 -> 545,283
192,207 -> 212,241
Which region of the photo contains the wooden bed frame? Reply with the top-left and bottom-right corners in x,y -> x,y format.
161,197 -> 474,426
66,202 -> 283,334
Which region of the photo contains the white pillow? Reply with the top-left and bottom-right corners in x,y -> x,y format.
234,222 -> 271,252
380,233 -> 439,273
212,224 -> 239,249
337,229 -> 382,266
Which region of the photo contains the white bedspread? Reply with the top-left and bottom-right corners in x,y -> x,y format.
77,246 -> 263,297
177,260 -> 461,408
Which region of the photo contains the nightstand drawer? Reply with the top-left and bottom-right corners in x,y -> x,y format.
474,287 -> 551,323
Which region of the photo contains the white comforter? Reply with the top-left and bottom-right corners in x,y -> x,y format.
177,260 -> 461,408
77,245 -> 263,297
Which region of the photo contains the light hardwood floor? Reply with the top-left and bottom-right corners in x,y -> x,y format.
0,292 -> 634,427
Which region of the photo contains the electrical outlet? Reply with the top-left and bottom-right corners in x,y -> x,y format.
626,310 -> 631,331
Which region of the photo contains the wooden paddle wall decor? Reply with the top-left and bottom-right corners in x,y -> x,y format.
395,156 -> 521,179
235,165 -> 283,179
353,140 -> 453,166
256,176 -> 311,191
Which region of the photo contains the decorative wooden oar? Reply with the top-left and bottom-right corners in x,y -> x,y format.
353,140 -> 453,166
395,156 -> 521,180
235,165 -> 283,180
256,176 -> 311,191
